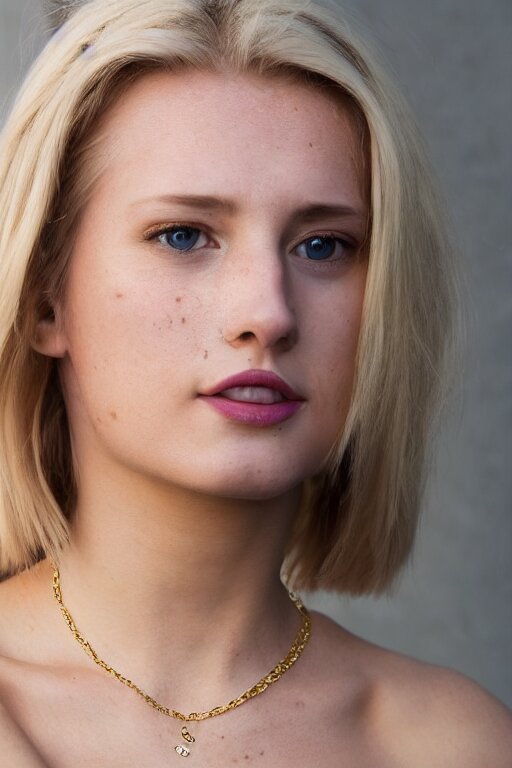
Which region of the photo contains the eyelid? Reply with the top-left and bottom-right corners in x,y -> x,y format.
143,222 -> 214,242
292,228 -> 358,246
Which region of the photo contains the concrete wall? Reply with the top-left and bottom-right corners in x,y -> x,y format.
1,0 -> 510,706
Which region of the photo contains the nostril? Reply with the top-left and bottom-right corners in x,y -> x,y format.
239,331 -> 255,342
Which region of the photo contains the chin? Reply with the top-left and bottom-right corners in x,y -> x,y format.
185,459 -> 312,501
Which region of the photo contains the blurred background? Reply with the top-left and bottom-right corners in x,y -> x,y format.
1,0 -> 510,706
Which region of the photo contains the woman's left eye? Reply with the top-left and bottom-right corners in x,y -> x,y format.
152,226 -> 209,252
294,235 -> 354,262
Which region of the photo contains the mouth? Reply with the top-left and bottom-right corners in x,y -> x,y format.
199,370 -> 305,426
218,386 -> 287,404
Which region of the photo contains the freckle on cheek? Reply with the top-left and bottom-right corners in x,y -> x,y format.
109,411 -> 118,421
175,297 -> 182,303
181,317 -> 186,324
115,292 -> 124,299
203,350 -> 208,359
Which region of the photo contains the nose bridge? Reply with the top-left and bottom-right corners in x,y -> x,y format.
220,232 -> 296,349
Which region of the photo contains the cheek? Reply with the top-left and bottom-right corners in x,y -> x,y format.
60,262 -> 205,415
307,267 -> 366,414
66,250 -> 193,348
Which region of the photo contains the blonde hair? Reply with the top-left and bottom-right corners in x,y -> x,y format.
0,0 -> 456,592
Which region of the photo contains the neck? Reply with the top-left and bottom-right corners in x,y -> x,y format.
50,460 -> 303,712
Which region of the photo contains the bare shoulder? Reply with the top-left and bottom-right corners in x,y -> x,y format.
310,609 -> 512,768
0,560 -> 52,652
0,564 -> 53,767
374,645 -> 512,767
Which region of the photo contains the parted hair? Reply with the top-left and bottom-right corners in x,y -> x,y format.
0,0 -> 456,591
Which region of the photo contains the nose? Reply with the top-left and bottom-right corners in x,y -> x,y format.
220,242 -> 297,353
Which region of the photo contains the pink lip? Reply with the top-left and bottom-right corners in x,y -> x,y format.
199,369 -> 305,427
202,370 -> 304,400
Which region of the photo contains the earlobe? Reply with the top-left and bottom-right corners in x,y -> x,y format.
31,304 -> 68,359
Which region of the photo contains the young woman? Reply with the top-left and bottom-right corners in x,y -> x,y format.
0,0 -> 510,765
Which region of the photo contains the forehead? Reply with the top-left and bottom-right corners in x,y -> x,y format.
93,68 -> 366,210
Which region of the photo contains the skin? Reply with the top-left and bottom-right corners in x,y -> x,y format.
0,71 -> 510,768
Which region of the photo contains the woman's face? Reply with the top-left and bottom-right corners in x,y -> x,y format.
50,70 -> 368,499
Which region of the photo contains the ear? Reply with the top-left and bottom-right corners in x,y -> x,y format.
31,301 -> 68,359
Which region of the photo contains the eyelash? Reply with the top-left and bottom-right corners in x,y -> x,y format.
144,223 -> 358,264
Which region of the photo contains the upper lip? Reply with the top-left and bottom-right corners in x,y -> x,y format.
200,370 -> 305,401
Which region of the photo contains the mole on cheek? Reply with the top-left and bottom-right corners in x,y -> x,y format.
203,350 -> 208,359
109,411 -> 118,421
181,317 -> 186,324
175,297 -> 182,303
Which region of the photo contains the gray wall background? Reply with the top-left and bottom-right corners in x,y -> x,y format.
1,1 -> 510,706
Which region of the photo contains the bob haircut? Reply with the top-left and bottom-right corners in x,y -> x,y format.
0,0 -> 456,592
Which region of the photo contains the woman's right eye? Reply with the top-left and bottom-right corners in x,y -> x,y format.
151,226 -> 209,252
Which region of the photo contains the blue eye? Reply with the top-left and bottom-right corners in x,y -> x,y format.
305,236 -> 335,260
157,226 -> 203,251
296,235 -> 351,262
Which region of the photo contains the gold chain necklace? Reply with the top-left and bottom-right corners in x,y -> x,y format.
51,563 -> 312,758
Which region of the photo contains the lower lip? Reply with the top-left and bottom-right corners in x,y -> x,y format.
199,396 -> 303,426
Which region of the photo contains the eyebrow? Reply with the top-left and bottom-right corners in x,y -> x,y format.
132,194 -> 366,223
133,194 -> 237,214
290,203 -> 365,224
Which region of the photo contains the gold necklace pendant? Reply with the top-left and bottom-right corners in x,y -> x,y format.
175,726 -> 195,757
50,563 -> 311,757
